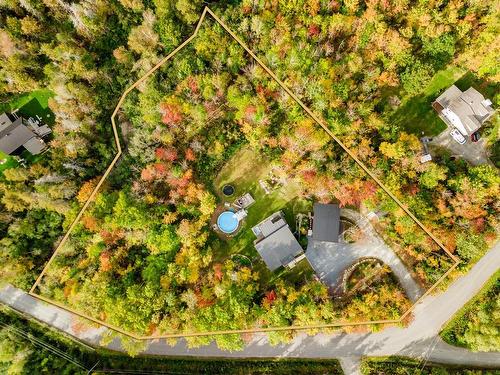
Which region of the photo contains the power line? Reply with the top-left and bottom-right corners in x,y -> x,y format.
0,321 -> 90,371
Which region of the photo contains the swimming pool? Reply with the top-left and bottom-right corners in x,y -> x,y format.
217,211 -> 239,234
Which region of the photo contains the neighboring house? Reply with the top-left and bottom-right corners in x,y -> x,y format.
0,112 -> 51,155
252,211 -> 304,271
433,85 -> 495,137
311,203 -> 341,243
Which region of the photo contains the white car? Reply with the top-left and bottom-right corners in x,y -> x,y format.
450,128 -> 466,145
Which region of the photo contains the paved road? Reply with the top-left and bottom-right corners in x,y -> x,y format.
0,241 -> 499,372
306,209 -> 423,301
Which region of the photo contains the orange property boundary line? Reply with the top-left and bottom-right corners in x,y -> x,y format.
28,7 -> 460,340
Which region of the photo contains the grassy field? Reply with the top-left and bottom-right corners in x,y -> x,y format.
212,146 -> 314,285
0,150 -> 18,173
0,89 -> 54,114
440,269 -> 500,351
390,66 -> 465,136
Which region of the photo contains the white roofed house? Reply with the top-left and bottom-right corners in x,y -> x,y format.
433,85 -> 495,137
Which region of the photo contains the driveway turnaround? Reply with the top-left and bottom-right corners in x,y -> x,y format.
306,209 -> 424,302
0,241 -> 499,371
430,126 -> 491,166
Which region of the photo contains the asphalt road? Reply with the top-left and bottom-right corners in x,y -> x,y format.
0,241 -> 499,373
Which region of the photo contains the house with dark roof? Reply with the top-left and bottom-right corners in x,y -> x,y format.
0,112 -> 51,155
433,85 -> 495,136
252,211 -> 303,271
311,203 -> 341,243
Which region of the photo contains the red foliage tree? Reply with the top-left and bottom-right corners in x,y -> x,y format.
244,105 -> 257,122
308,24 -> 321,37
185,148 -> 196,161
99,251 -> 111,272
262,290 -> 277,309
156,147 -> 178,162
187,76 -> 199,93
213,263 -> 223,281
334,180 -> 378,207
141,166 -> 155,181
301,169 -> 317,183
153,163 -> 168,177
160,102 -> 183,126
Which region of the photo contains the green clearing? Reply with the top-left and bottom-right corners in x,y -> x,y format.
212,146 -> 314,285
0,149 -> 18,173
390,66 -> 465,136
0,89 -> 54,115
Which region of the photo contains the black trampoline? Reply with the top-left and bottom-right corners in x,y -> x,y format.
222,184 -> 235,196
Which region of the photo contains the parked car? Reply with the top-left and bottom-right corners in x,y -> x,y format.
450,128 -> 466,145
471,131 -> 481,142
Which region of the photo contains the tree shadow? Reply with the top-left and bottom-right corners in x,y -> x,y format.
17,97 -> 55,126
453,72 -> 499,100
390,92 -> 446,137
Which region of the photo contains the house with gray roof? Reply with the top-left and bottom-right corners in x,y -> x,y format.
311,203 -> 341,243
252,211 -> 303,271
0,112 -> 51,155
433,85 -> 495,136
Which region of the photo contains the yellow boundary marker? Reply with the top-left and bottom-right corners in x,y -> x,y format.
29,6 -> 460,340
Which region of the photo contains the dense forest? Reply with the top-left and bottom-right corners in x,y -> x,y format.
1,0 -> 499,351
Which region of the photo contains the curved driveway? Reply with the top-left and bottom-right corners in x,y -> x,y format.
0,241 -> 499,371
306,209 -> 424,301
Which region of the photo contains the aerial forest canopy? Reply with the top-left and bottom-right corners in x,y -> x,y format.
0,0 -> 498,351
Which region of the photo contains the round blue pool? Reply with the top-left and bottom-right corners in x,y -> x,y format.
217,211 -> 239,234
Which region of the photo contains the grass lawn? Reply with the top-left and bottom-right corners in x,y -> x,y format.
0,89 -> 54,114
390,66 -> 465,136
0,149 -> 19,174
212,146 -> 315,285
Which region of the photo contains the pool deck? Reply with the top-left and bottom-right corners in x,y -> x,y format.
210,205 -> 241,240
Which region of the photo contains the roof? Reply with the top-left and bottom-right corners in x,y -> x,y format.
0,118 -> 37,154
254,225 -> 303,271
0,112 -> 49,155
434,85 -> 462,107
23,137 -> 46,154
258,212 -> 288,237
434,85 -> 495,136
312,203 -> 340,243
0,113 -> 14,132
